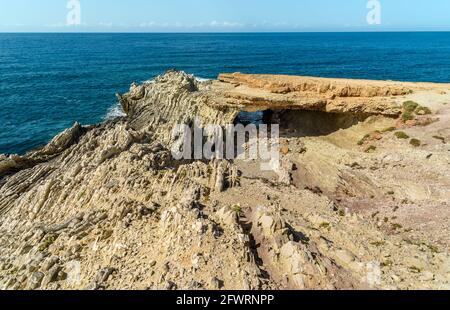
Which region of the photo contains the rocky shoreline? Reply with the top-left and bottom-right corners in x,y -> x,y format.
0,71 -> 449,290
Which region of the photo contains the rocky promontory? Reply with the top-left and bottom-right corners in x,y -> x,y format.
0,71 -> 449,290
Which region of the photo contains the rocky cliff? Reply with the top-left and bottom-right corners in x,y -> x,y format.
0,71 -> 449,290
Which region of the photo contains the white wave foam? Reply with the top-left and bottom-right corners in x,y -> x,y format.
142,79 -> 156,84
142,72 -> 210,85
195,76 -> 211,82
105,104 -> 126,120
107,73 -> 210,121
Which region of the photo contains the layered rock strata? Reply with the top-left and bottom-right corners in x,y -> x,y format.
0,71 -> 449,290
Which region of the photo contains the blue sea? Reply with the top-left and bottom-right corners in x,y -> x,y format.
1,32 -> 450,155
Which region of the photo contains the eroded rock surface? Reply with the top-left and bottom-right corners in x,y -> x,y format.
0,71 -> 449,290
214,72 -> 450,116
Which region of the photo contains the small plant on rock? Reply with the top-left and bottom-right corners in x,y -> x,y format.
415,106 -> 432,115
371,241 -> 386,247
381,260 -> 394,268
410,139 -> 421,147
402,110 -> 415,121
409,266 -> 422,274
38,235 -> 57,252
364,145 -> 377,153
357,134 -> 371,146
231,204 -> 243,215
391,223 -> 403,230
403,101 -> 419,113
382,127 -> 396,133
394,131 -> 410,139
319,222 -> 330,229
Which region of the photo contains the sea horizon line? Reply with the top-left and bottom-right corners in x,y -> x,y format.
1,30 -> 450,34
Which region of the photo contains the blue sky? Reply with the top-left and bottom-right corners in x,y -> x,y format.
1,0 -> 450,32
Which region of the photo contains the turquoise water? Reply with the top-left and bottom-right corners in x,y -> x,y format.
1,32 -> 450,154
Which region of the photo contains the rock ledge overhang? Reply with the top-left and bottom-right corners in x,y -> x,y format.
208,72 -> 450,116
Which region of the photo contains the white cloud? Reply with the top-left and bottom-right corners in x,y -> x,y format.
44,22 -> 89,28
2,20 -> 383,32
209,21 -> 243,28
137,20 -> 245,29
139,21 -> 156,27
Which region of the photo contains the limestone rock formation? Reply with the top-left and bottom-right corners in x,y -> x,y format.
215,72 -> 450,116
0,123 -> 84,178
0,71 -> 449,290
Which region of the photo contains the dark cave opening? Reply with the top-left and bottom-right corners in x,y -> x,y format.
235,109 -> 372,138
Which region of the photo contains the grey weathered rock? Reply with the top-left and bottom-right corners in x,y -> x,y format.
42,265 -> 61,286
42,256 -> 59,271
28,272 -> 45,290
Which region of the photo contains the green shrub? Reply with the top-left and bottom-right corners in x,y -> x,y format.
364,145 -> 377,153
319,222 -> 330,229
403,101 -> 419,113
357,134 -> 371,146
382,127 -> 396,133
415,106 -> 432,115
401,111 -> 415,121
391,223 -> 403,230
394,131 -> 409,139
409,266 -> 422,274
381,260 -> 394,267
38,235 -> 57,252
371,241 -> 386,247
410,139 -> 421,147
231,204 -> 243,214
